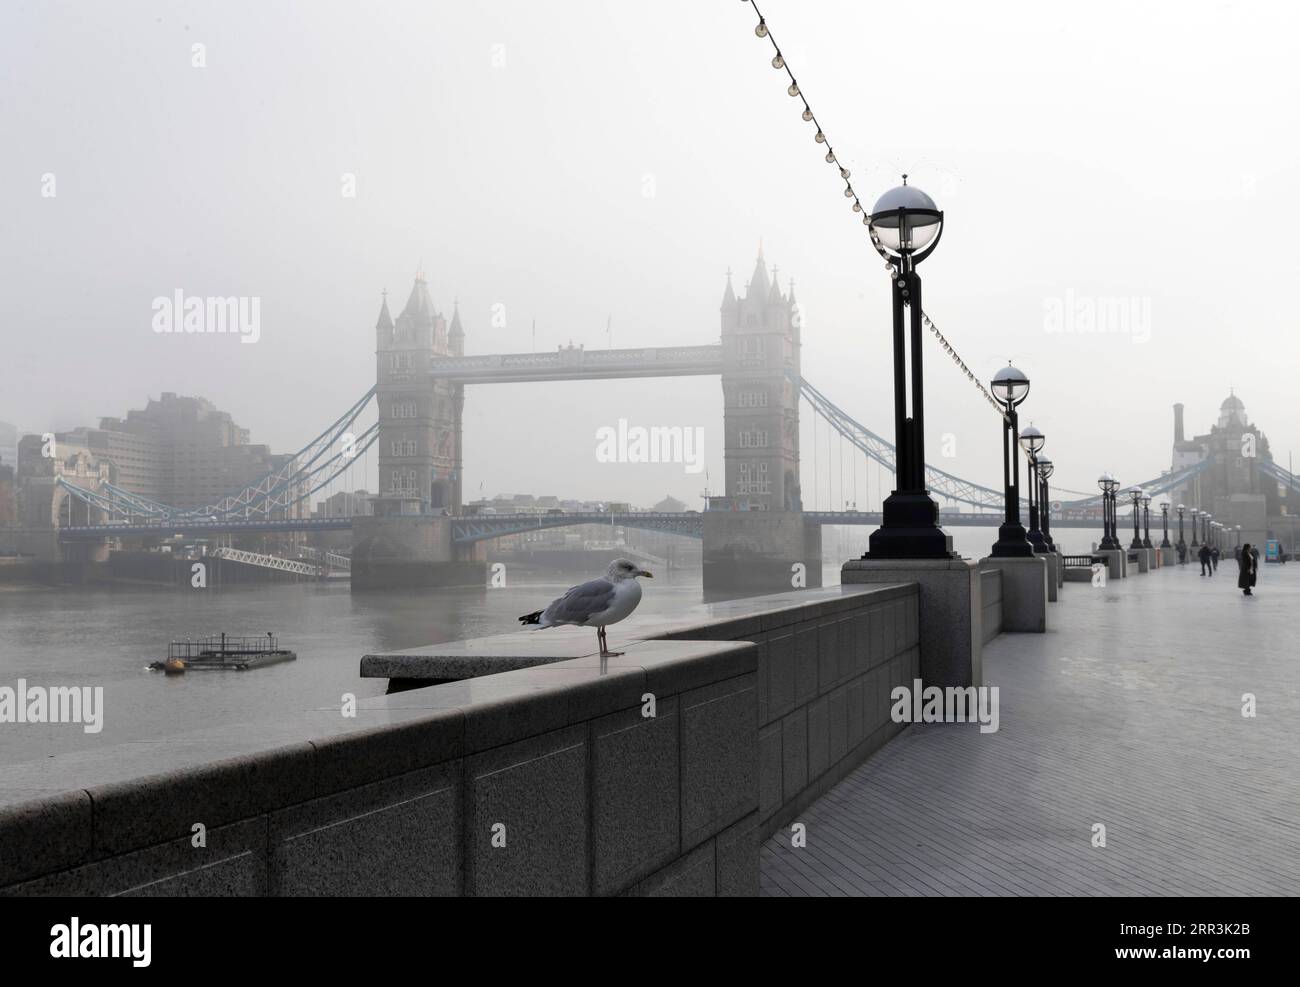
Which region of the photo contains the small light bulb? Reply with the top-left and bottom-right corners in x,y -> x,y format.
815,131 -> 825,143
863,215 -> 871,225
840,167 -> 850,179
801,108 -> 813,122
825,151 -> 835,163
772,53 -> 784,69
852,202 -> 861,212
843,187 -> 853,198
755,20 -> 768,37
787,82 -> 799,97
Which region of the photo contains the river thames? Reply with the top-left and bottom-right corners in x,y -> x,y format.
0,526 -> 1101,765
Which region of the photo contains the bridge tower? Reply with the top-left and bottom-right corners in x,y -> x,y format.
706,248 -> 820,593
374,272 -> 463,515
720,247 -> 802,512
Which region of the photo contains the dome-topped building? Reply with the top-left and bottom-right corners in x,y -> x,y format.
1168,392 -> 1298,555
1216,390 -> 1248,429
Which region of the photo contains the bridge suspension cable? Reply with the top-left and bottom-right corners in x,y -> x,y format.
799,375 -> 1002,511
55,387 -> 378,525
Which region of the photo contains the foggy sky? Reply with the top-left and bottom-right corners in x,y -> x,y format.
3,0 -> 1298,509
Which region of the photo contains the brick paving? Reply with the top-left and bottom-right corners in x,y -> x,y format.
761,559 -> 1300,896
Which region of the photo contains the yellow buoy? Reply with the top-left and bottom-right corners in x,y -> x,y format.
164,658 -> 186,675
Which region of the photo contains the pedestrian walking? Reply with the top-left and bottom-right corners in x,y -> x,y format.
1239,542 -> 1258,596
1198,543 -> 1211,576
1211,545 -> 1220,572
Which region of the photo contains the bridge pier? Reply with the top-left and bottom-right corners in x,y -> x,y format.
351,514 -> 485,590
702,511 -> 821,596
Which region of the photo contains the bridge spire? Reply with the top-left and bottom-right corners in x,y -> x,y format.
399,270 -> 434,329
749,246 -> 770,298
721,267 -> 737,309
375,290 -> 394,333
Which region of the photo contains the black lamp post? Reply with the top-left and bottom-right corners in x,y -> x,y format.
863,178 -> 950,559
1129,487 -> 1144,550
1190,509 -> 1199,547
1176,504 -> 1186,556
1020,424 -> 1048,553
1098,472 -> 1118,550
988,364 -> 1033,557
1141,494 -> 1153,549
1037,455 -> 1055,551
1159,501 -> 1171,548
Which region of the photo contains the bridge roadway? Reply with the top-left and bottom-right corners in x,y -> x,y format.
760,561 -> 1300,896
56,510 -> 1105,541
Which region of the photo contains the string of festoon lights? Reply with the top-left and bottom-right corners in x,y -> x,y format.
742,0 -> 1006,420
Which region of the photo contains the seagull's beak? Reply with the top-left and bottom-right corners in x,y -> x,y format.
640,570 -> 654,578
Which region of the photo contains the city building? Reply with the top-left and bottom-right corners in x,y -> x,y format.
314,489 -> 374,519
0,420 -> 18,475
0,461 -> 16,527
1168,393 -> 1298,551
14,393 -> 299,528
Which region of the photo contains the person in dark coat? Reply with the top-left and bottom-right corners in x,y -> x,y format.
1238,543 -> 1257,595
1198,543 -> 1211,576
1211,545 -> 1220,571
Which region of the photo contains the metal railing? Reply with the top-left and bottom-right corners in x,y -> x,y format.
167,634 -> 280,660
211,547 -> 322,576
1061,555 -> 1103,567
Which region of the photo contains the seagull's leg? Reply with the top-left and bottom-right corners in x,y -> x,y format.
598,625 -> 623,658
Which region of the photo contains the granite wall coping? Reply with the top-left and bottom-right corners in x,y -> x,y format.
361,582 -> 913,682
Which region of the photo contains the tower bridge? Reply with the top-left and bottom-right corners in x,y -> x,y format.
35,248 -> 1252,591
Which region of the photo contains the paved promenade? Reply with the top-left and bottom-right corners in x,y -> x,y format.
761,559 -> 1300,896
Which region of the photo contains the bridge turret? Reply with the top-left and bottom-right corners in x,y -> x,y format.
747,244 -> 770,299
720,270 -> 737,313
376,270 -> 462,516
375,291 -> 394,343
449,300 -> 465,358
720,247 -> 801,513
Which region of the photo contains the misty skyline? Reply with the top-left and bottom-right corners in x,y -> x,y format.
3,0 -> 1297,509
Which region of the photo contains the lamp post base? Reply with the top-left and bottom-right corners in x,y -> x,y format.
864,491 -> 955,560
989,522 -> 1034,558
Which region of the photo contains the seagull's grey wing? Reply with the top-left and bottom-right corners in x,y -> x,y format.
542,578 -> 617,626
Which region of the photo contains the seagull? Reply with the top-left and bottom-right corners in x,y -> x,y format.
519,558 -> 653,657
